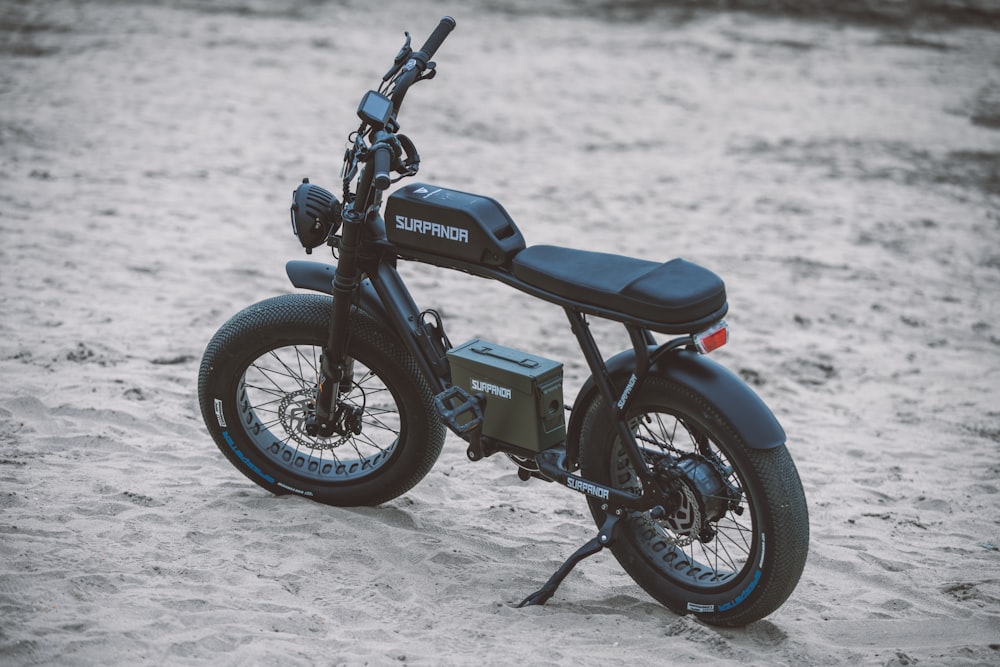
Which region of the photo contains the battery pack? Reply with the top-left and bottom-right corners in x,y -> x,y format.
446,339 -> 565,452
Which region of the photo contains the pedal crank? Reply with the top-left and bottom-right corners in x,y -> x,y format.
517,509 -> 622,607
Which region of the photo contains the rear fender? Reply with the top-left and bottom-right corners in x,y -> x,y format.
566,348 -> 786,466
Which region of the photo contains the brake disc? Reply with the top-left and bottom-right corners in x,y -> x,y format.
278,389 -> 349,450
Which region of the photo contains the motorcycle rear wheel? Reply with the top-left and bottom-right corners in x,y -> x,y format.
198,294 -> 445,506
578,376 -> 808,627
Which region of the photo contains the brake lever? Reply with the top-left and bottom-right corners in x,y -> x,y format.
382,32 -> 413,82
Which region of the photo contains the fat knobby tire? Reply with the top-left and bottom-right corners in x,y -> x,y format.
197,294 -> 445,506
578,376 -> 808,627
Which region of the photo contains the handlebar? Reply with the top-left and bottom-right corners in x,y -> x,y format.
352,18 -> 456,206
371,143 -> 392,190
415,16 -> 456,62
388,16 -> 455,114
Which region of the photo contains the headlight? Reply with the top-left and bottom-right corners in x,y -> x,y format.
290,179 -> 341,252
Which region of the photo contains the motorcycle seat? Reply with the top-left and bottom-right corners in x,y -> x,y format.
511,245 -> 727,329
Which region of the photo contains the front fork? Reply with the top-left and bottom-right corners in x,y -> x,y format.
306,201 -> 451,438
306,205 -> 365,438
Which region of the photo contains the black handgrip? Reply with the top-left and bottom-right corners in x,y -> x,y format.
416,16 -> 456,60
372,144 -> 392,190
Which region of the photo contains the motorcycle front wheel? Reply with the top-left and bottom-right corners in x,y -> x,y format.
578,375 -> 808,627
198,294 -> 445,506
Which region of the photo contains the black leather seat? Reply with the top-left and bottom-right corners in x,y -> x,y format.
511,245 -> 726,328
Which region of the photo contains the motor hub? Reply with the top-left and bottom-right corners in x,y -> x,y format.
656,453 -> 741,545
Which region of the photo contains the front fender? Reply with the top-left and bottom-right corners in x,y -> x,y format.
566,348 -> 786,466
285,260 -> 388,324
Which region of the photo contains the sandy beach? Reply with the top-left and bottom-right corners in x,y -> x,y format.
2,0 -> 999,664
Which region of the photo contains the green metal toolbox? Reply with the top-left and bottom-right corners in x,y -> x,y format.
446,339 -> 565,452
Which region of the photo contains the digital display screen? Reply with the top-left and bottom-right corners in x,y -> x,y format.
357,90 -> 393,128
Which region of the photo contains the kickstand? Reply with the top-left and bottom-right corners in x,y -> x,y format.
517,510 -> 621,608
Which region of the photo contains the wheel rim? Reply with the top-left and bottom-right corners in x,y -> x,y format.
236,343 -> 403,483
613,408 -> 757,591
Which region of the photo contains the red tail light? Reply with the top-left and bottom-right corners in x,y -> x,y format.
693,320 -> 728,354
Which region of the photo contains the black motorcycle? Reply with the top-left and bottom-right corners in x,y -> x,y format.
197,16 -> 808,627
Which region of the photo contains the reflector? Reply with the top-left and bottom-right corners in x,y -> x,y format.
694,320 -> 728,354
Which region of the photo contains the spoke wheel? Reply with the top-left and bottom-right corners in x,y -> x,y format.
579,376 -> 808,626
198,294 -> 445,506
613,412 -> 754,586
240,347 -> 402,483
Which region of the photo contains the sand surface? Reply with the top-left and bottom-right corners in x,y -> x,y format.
2,1 -> 999,664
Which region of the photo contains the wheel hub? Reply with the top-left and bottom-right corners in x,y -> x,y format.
279,388 -> 352,450
656,453 -> 741,545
